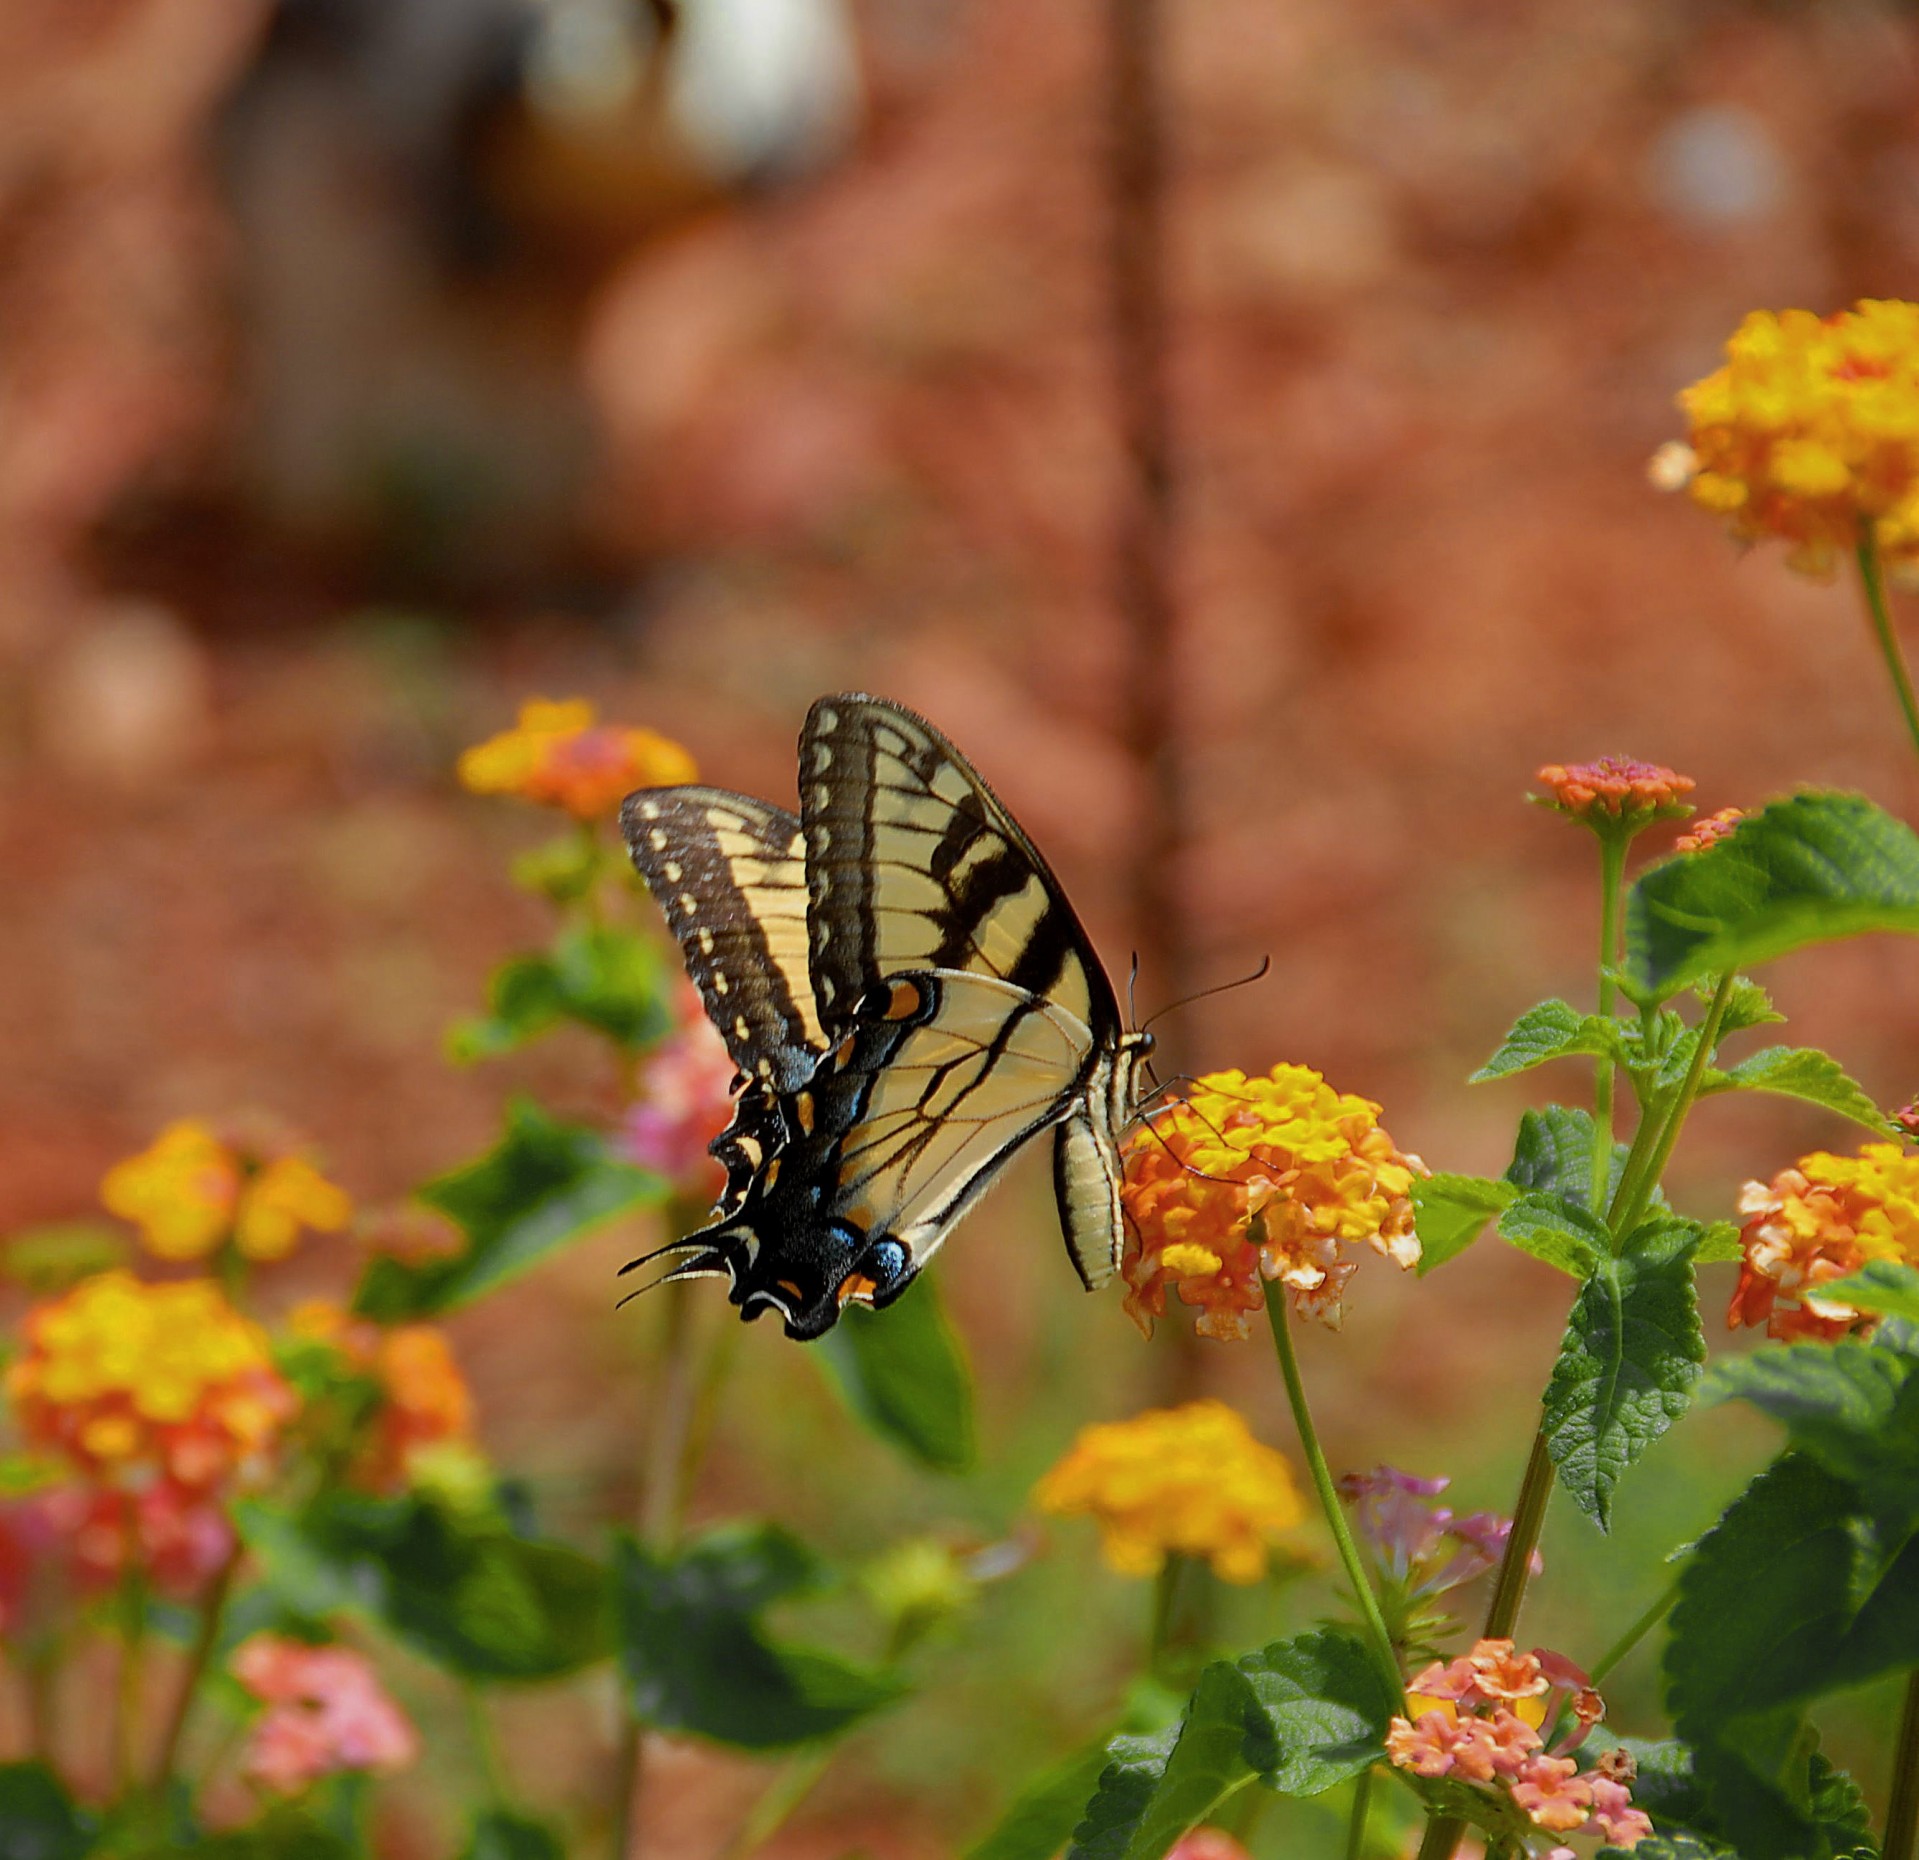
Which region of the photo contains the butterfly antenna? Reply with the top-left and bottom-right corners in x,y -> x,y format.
615,1256 -> 730,1309
1127,953 -> 1141,1031
1128,1106 -> 1244,1187
1140,955 -> 1272,1036
617,1236 -> 712,1278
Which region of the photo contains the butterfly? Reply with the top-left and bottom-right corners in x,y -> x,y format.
619,693 -> 1155,1340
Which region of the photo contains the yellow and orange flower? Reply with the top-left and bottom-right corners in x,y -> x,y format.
102,1121 -> 352,1264
1031,1400 -> 1304,1583
290,1303 -> 479,1491
1664,299 -> 1919,578
1121,1065 -> 1422,1338
1675,806 -> 1745,853
8,1273 -> 295,1491
1731,1141 -> 1919,1340
1533,759 -> 1695,830
458,698 -> 697,820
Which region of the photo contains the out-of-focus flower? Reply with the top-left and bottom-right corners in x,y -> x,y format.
9,1273 -> 294,1491
621,983 -> 738,1195
1121,1065 -> 1423,1337
458,698 -> 697,820
1665,300 -> 1919,578
288,1303 -> 479,1491
1533,759 -> 1695,833
100,1121 -> 351,1264
1166,1834 -> 1253,1860
354,1201 -> 465,1266
1388,1641 -> 1645,1846
1675,806 -> 1746,853
1339,1466 -> 1537,1599
1031,1400 -> 1304,1583
1731,1141 -> 1919,1339
1895,1098 -> 1919,1141
232,1635 -> 419,1795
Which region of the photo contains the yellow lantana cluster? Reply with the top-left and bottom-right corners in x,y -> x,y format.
101,1120 -> 352,1264
9,1273 -> 295,1490
1032,1400 -> 1303,1583
1121,1064 -> 1422,1338
458,698 -> 697,820
1666,299 -> 1919,578
1731,1141 -> 1919,1341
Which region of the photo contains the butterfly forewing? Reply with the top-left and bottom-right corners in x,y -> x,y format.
620,786 -> 825,1092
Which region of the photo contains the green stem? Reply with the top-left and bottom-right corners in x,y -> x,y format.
1262,1283 -> 1400,1699
114,1569 -> 148,1799
1886,1667 -> 1919,1860
1589,1570 -> 1682,1688
1591,833 -> 1628,1214
23,1645 -> 56,1765
720,1747 -> 836,1860
1413,1810 -> 1465,1860
1856,528 -> 1919,767
465,1685 -> 512,1804
1610,972 -> 1734,1240
610,1717 -> 645,1860
149,1545 -> 241,1791
1147,1556 -> 1182,1680
1344,1765 -> 1374,1860
1482,1427 -> 1554,1644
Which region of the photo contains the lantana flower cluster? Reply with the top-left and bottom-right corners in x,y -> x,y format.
1120,1064 -> 1422,1338
232,1634 -> 419,1795
1532,759 -> 1694,834
1674,806 -> 1745,853
1662,299 -> 1919,578
458,698 -> 697,821
101,1120 -> 351,1264
1387,1640 -> 1651,1850
1031,1400 -> 1303,1583
1340,1466 -> 1536,1608
622,981 -> 739,1195
1730,1140 -> 1919,1340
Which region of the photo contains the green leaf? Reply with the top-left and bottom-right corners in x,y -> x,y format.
1117,1663 -> 1261,1860
1707,1339 -> 1919,1528
816,1276 -> 976,1472
1505,1105 -> 1599,1200
1700,1046 -> 1891,1133
1066,1729 -> 1178,1860
1716,975 -> 1786,1036
965,1740 -> 1117,1860
0,1222 -> 129,1294
1818,1259 -> 1919,1324
1694,1221 -> 1742,1264
1471,1000 -> 1626,1082
355,1099 -> 664,1319
1412,1174 -> 1516,1276
1627,792 -> 1919,1000
452,926 -> 673,1059
0,1764 -> 95,1860
1541,1218 -> 1704,1528
460,1810 -> 567,1860
240,1493 -> 609,1682
1598,1840 -> 1737,1860
1498,1193 -> 1609,1278
613,1525 -> 903,1750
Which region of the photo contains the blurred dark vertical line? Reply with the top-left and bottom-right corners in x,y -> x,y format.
1105,0 -> 1207,1402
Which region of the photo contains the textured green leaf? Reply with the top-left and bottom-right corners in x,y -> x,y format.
1505,1105 -> 1599,1200
1821,1259 -> 1919,1324
614,1525 -> 903,1750
1542,1219 -> 1704,1527
1118,1663 -> 1261,1860
1066,1729 -> 1178,1860
241,1492 -> 609,1682
1700,1046 -> 1891,1133
0,1764 -> 95,1860
1235,1628 -> 1395,1794
1627,792 -> 1919,999
1716,976 -> 1785,1037
460,1810 -> 567,1860
1694,1221 -> 1742,1264
1412,1174 -> 1516,1276
452,925 -> 673,1059
1471,1000 -> 1626,1081
1497,1192 -> 1608,1278
965,1739 -> 1117,1860
1598,1839 -> 1737,1860
816,1276 -> 976,1472
355,1099 -> 664,1319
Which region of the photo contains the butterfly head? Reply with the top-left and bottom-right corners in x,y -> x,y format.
699,1217 -> 918,1341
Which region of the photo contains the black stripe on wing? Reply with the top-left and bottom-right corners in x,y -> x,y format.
620,785 -> 825,1091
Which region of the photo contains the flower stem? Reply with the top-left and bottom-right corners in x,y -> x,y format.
1261,1282 -> 1400,1698
465,1684 -> 512,1804
1589,1569 -> 1682,1688
1856,528 -> 1919,768
1590,833 -> 1628,1214
1148,1556 -> 1182,1679
719,1747 -> 835,1860
114,1571 -> 148,1799
1609,972 -> 1734,1241
1886,1667 -> 1919,1860
1482,1427 -> 1554,1644
1344,1765 -> 1374,1860
149,1545 -> 241,1791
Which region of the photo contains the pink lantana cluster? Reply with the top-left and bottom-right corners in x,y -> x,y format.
1386,1640 -> 1651,1850
622,983 -> 738,1197
232,1635 -> 419,1795
1340,1466 -> 1538,1602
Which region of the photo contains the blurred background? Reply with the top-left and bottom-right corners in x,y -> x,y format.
4,0 -> 1919,1850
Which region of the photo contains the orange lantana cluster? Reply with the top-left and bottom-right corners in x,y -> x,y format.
1674,806 -> 1745,853
1731,1141 -> 1919,1340
458,698 -> 697,820
1121,1065 -> 1422,1338
1387,1641 -> 1650,1851
1532,759 -> 1694,831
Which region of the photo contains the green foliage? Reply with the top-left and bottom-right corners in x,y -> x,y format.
1541,1218 -> 1705,1528
613,1524 -> 904,1750
1699,1045 -> 1891,1133
355,1099 -> 664,1319
240,1492 -> 610,1682
451,925 -> 674,1060
816,1275 -> 977,1472
1626,793 -> 1919,1000
1471,1000 -> 1625,1081
1497,1192 -> 1608,1278
1502,1104 -> 1642,1212
0,1222 -> 128,1294
1065,1729 -> 1179,1860
459,1810 -> 568,1860
1411,1174 -> 1516,1276
0,1765 -> 95,1860
1822,1259 -> 1919,1324
1065,1630 -> 1394,1860
965,1741 -> 1117,1860
1715,975 -> 1785,1036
